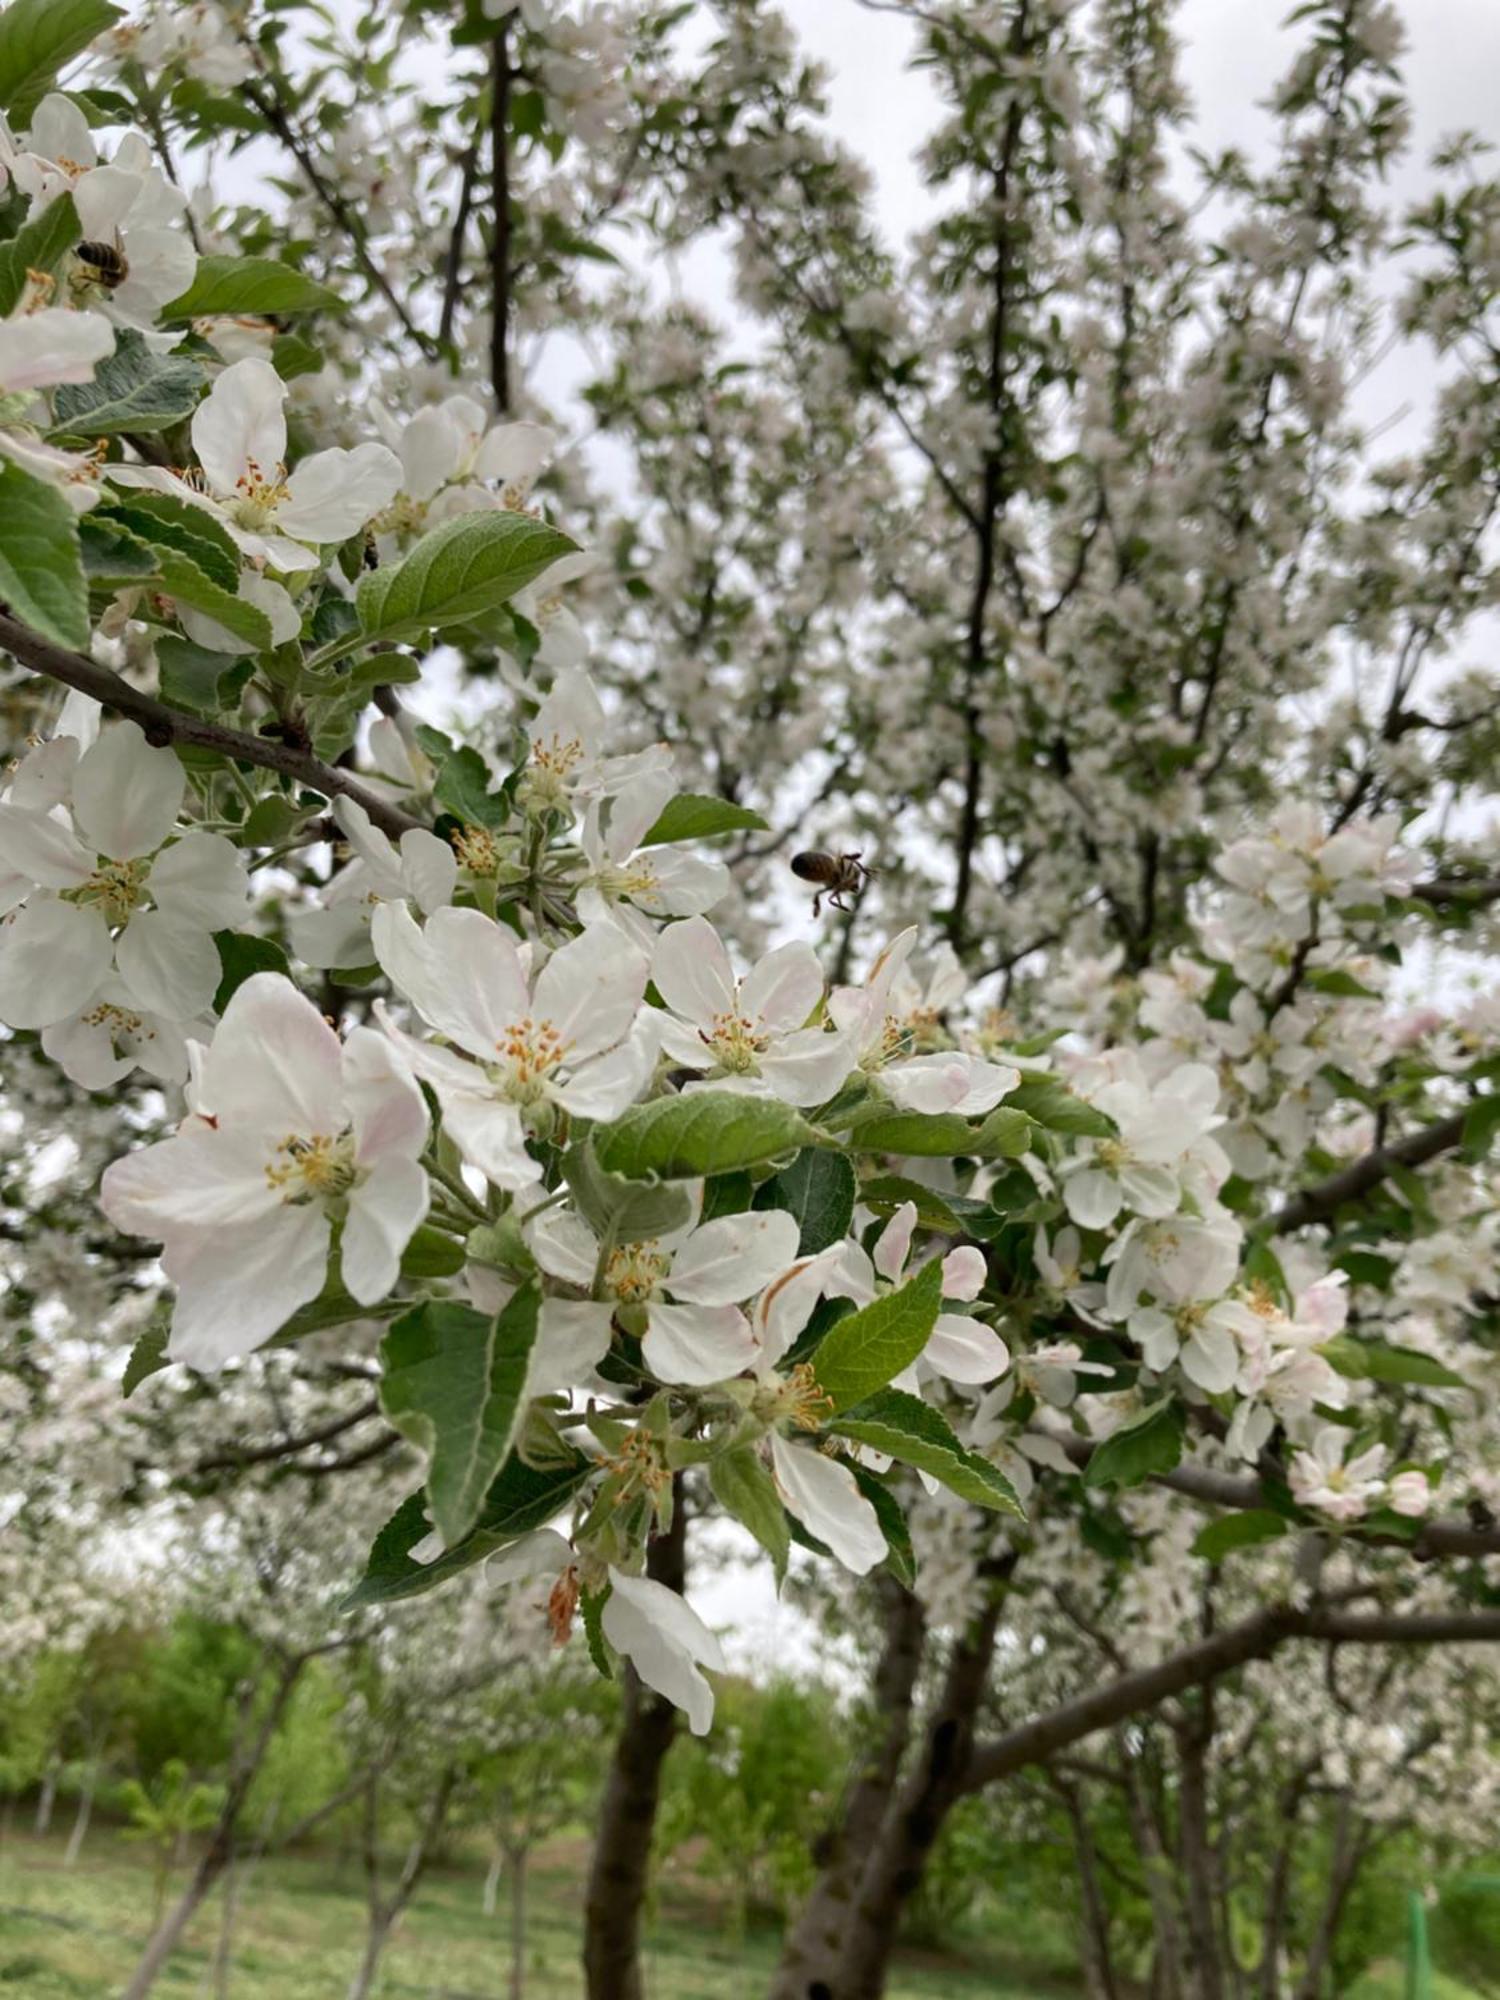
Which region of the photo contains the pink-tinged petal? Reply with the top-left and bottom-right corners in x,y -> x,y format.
770,1436 -> 886,1575
527,1209 -> 599,1286
440,1088 -> 540,1193
343,1157 -> 429,1304
873,1202 -> 917,1283
742,941 -> 824,1034
549,1016 -> 659,1121
100,1123 -> 280,1236
8,733 -> 81,811
278,443 -> 403,543
942,1245 -> 986,1301
71,723 -> 184,859
0,804 -> 91,887
164,1204 -> 330,1368
0,308 -> 113,393
342,1025 -> 428,1166
757,1028 -> 857,1108
643,1301 -> 755,1385
372,902 -> 529,1057
880,1054 -> 973,1115
0,899 -> 111,1027
533,926 -> 648,1060
1060,1166 -> 1123,1229
399,829 -> 458,915
115,909 -> 220,1020
192,356 -> 287,498
602,1570 -> 725,1737
652,915 -> 737,1029
528,1299 -> 613,1399
667,1210 -> 802,1308
923,1313 -> 1009,1385
148,831 -> 249,928
196,972 -> 344,1135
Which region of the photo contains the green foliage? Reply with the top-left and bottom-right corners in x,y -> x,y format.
378,1290 -> 542,1549
1082,1398 -> 1186,1489
162,256 -> 346,319
592,1091 -> 817,1180
0,190 -> 80,315
752,1148 -> 857,1253
354,511 -> 576,645
831,1388 -> 1024,1514
639,793 -> 769,844
809,1259 -> 944,1412
51,332 -> 205,436
0,2 -> 120,126
0,460 -> 87,648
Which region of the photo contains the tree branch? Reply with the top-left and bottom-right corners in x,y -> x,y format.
961,1601 -> 1500,1795
0,612 -> 424,841
489,24 -> 513,412
1271,1108 -> 1468,1232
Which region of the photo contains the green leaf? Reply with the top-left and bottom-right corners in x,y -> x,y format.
1191,1510 -> 1290,1561
151,547 -> 272,650
564,1141 -> 696,1245
379,1289 -> 543,1550
832,1388 -> 1024,1515
1319,1336 -> 1467,1390
430,739 -> 507,828
850,1466 -> 918,1588
0,3 -> 120,126
343,1449 -> 592,1607
639,793 -> 769,846
848,1106 -> 1031,1158
858,1175 -> 1010,1239
1304,967 -> 1381,1000
752,1148 -> 856,1254
810,1259 -> 944,1414
121,1320 -> 169,1398
1004,1075 -> 1115,1137
0,458 -> 87,647
710,1446 -> 790,1585
162,255 -> 346,320
356,511 -> 576,645
211,931 -> 291,1012
398,1226 -> 467,1279
78,515 -> 159,585
52,330 -> 205,436
593,1091 -> 816,1181
270,332 -> 323,381
1082,1399 -> 1186,1490
581,1586 -> 613,1678
1461,1092 -> 1500,1161
0,189 -> 79,316
158,637 -> 247,715
103,491 -> 240,593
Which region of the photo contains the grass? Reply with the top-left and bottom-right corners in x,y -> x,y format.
0,1827 -> 1053,1999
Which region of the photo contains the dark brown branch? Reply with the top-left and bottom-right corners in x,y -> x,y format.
489,25 -> 513,412
1272,1108 -> 1468,1232
0,612 -> 424,841
961,1602 -> 1500,1795
438,144 -> 480,349
193,1400 -> 381,1476
1411,875 -> 1500,910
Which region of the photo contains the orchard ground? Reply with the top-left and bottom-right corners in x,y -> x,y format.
0,1829 -> 1482,2000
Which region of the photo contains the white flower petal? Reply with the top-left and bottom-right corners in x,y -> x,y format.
533,925 -> 648,1060
193,357 -> 287,499
527,1298 -> 614,1399
278,443 -> 403,543
148,831 -> 248,928
164,1203 -> 330,1368
642,1301 -> 755,1385
652,915 -> 737,1028
115,908 -> 220,1020
0,804 -> 91,887
770,1435 -> 886,1575
0,898 -> 111,1027
196,971 -> 344,1135
667,1210 -> 803,1308
741,941 -> 824,1033
602,1570 -> 725,1737
71,723 -> 184,859
343,1157 -> 429,1304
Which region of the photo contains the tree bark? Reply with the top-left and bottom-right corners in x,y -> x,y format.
210,1854 -> 241,2000
1257,1767 -> 1311,2000
582,1490 -> 688,2000
1123,1747 -> 1185,2000
769,1579 -> 927,2000
1292,1797 -> 1368,2000
509,1842 -> 527,2000
346,1763 -> 459,2000
830,1594 -> 1005,2000
63,1763 -> 97,1866
484,1848 -> 503,1919
1054,1776 -> 1120,2000
1175,1710 -> 1226,2000
120,1652 -> 307,2000
34,1757 -> 59,1835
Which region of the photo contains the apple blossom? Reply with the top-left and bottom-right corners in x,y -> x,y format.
601,1568 -> 725,1736
99,973 -> 429,1365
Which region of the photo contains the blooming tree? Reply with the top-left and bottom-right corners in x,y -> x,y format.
1,0 -> 1500,1996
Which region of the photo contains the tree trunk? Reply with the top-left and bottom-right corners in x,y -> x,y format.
1292,1798 -> 1368,2000
484,1849 -> 503,1918
120,1651 -> 308,2000
34,1757 -> 59,1835
210,1853 -> 241,2000
582,1490 -> 687,2000
1258,1768 -> 1310,2000
828,1594 -> 1005,2000
508,1842 -> 527,2000
63,1764 -> 97,1866
1123,1749 -> 1185,2000
347,1763 -> 459,2000
1175,1713 -> 1226,2000
345,1915 -> 392,2000
770,1579 -> 927,2000
1056,1778 -> 1120,2000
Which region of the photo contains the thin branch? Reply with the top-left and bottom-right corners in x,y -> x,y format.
0,611 -> 424,841
193,1400 -> 381,1476
489,24 -> 513,411
438,144 -> 481,349
962,1601 -> 1500,1795
1272,1108 -> 1468,1232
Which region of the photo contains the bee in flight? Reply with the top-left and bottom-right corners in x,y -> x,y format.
72,235 -> 130,293
790,849 -> 872,918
